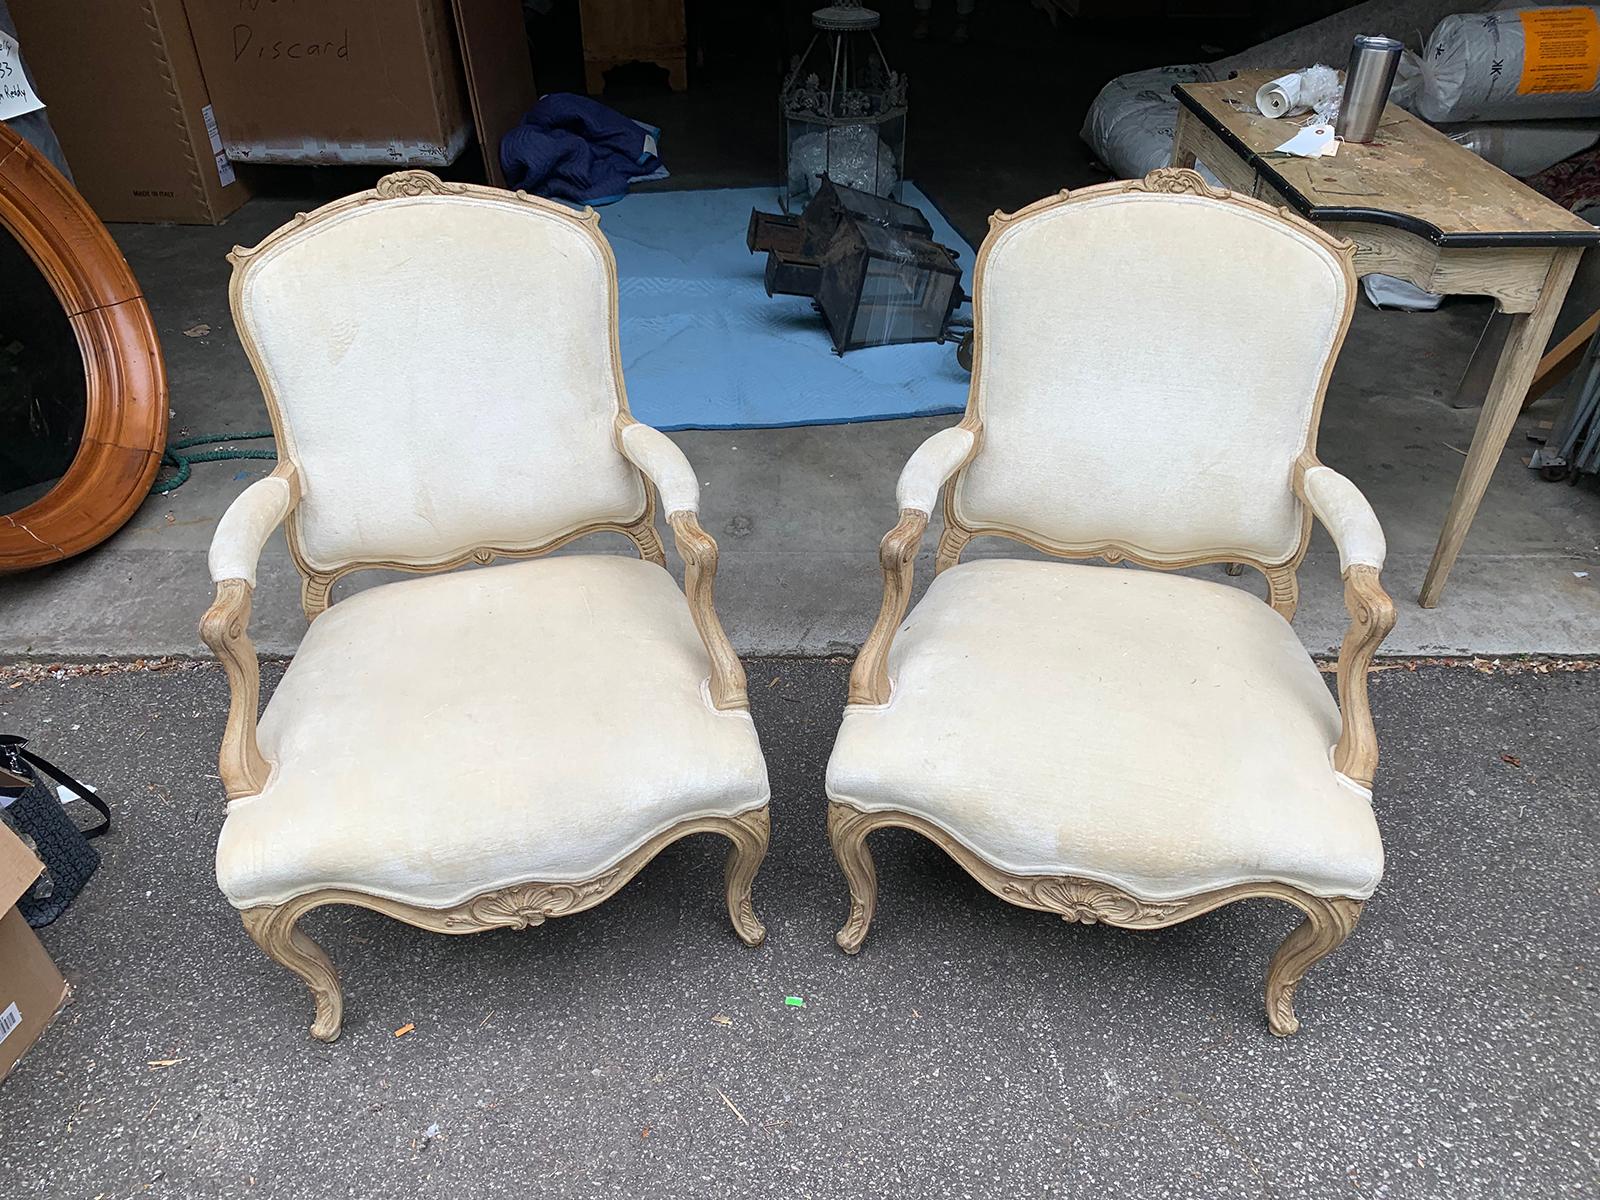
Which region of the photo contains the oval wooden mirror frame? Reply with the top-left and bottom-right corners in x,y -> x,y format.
0,122 -> 166,573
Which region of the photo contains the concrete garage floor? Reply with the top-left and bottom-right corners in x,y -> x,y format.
0,199 -> 1597,661
0,658 -> 1595,1198
0,7 -> 1598,660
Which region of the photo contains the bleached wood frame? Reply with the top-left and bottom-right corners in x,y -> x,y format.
201,171 -> 764,1041
832,169 -> 1396,1035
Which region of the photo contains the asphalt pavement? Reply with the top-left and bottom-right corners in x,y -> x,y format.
0,657 -> 1594,1199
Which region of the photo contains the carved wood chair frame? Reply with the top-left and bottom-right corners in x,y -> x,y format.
202,172 -> 765,1041
830,169 -> 1397,1035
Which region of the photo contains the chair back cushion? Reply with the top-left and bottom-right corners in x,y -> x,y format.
952,182 -> 1353,566
232,182 -> 646,575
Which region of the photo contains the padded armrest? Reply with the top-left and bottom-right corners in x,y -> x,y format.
620,422 -> 700,517
209,471 -> 296,587
895,426 -> 976,514
1302,466 -> 1385,574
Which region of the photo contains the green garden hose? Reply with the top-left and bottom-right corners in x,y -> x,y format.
150,431 -> 277,494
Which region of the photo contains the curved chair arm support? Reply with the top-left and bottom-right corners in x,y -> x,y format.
850,424 -> 980,706
1332,566 -> 1396,788
615,418 -> 746,711
200,464 -> 300,800
851,425 -> 981,706
1294,461 -> 1395,789
619,420 -> 700,517
667,511 -> 748,711
848,509 -> 929,706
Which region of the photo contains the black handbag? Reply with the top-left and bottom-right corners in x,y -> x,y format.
0,735 -> 110,928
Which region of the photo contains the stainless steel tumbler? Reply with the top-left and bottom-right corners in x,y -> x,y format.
1335,35 -> 1404,144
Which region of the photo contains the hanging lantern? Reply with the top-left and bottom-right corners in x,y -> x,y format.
779,2 -> 908,213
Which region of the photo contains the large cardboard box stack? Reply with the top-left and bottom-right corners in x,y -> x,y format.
182,0 -> 472,167
9,0 -> 249,225
0,823 -> 69,1082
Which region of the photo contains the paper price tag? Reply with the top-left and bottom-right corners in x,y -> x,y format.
1274,124 -> 1339,159
1519,7 -> 1600,95
0,33 -> 45,122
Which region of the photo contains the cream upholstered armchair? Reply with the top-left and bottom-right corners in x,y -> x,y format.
201,171 -> 769,1042
826,169 -> 1396,1036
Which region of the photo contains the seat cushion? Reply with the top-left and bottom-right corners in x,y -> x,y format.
216,556 -> 768,909
826,560 -> 1382,900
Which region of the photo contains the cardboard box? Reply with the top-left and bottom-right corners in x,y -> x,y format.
450,0 -> 538,188
0,822 -> 70,1083
183,0 -> 471,166
8,0 -> 250,225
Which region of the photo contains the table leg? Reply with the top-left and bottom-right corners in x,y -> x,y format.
1171,109 -> 1198,170
1420,247 -> 1583,607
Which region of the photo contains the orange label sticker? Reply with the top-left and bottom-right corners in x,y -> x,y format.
1519,7 -> 1600,95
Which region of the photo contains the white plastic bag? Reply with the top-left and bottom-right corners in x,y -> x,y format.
1363,274 -> 1446,310
1444,119 -> 1600,174
788,125 -> 898,201
1081,64 -> 1218,180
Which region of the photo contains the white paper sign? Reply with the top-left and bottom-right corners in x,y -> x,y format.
0,32 -> 45,122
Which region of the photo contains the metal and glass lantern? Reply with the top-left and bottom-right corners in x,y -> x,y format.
749,176 -> 961,354
780,2 -> 908,212
813,218 -> 960,352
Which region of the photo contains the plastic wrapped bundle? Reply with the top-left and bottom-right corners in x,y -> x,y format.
1081,64 -> 1217,180
1255,65 -> 1343,119
1420,7 -> 1600,122
1444,119 -> 1600,175
788,125 -> 899,201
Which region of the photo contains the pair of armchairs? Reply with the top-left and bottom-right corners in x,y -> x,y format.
203,168 -> 1394,1043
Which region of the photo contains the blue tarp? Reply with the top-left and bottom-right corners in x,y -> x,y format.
599,185 -> 975,430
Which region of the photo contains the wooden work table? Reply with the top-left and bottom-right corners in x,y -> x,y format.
1172,70 -> 1600,608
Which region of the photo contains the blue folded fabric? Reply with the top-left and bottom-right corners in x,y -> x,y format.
500,93 -> 663,205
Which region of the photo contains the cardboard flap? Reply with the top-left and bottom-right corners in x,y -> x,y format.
451,0 -> 538,188
0,820 -> 44,912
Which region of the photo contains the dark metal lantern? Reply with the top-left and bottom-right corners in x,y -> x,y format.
815,219 -> 960,353
748,176 -> 962,355
780,2 -> 908,212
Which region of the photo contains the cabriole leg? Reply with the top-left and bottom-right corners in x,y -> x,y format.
828,802 -> 880,954
722,806 -> 770,946
240,904 -> 345,1042
1264,896 -> 1363,1036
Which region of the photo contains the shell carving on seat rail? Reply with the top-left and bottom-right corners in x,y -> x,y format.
1000,878 -> 1187,925
440,875 -> 623,930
